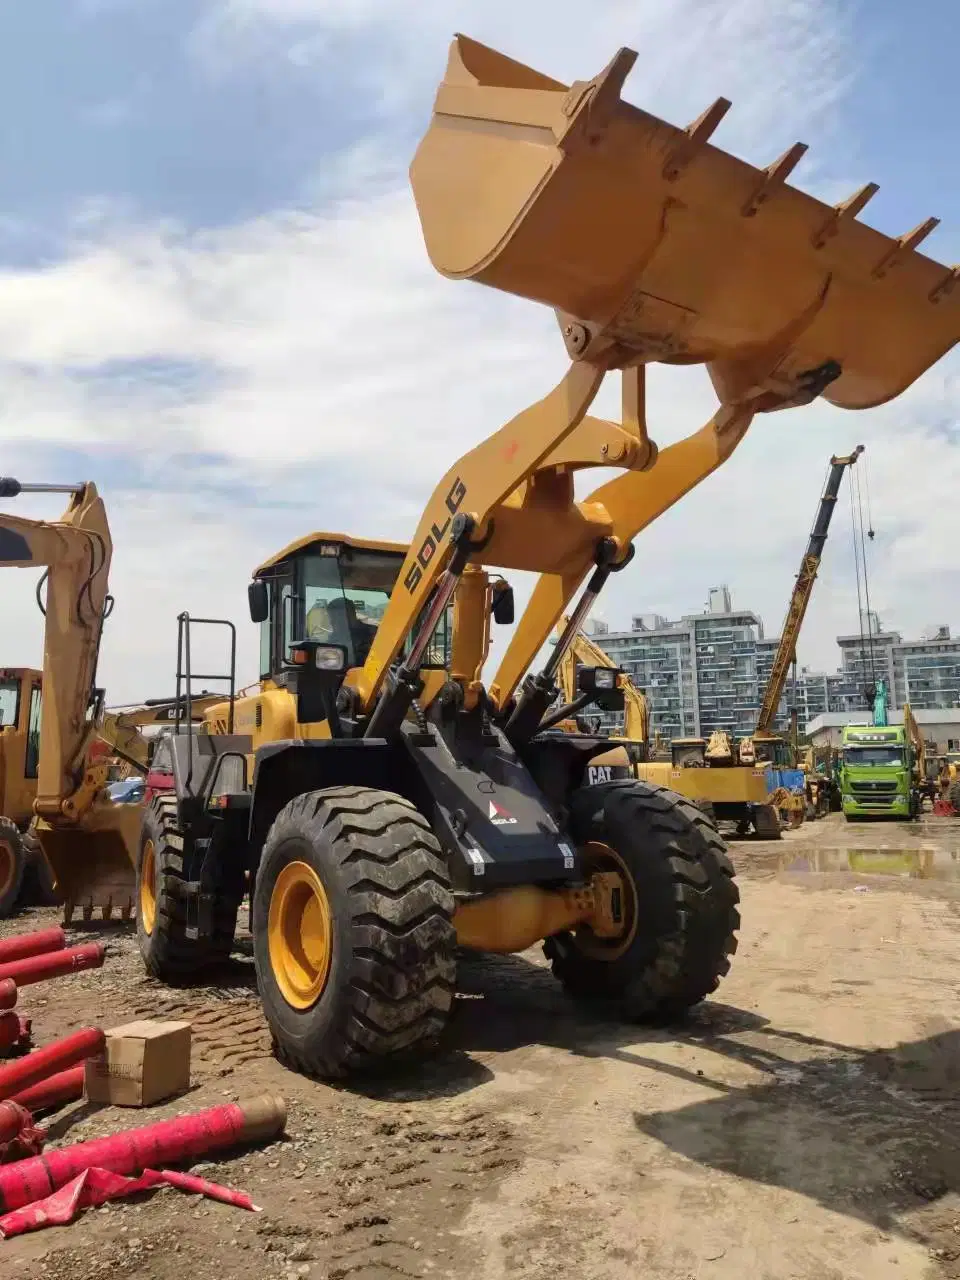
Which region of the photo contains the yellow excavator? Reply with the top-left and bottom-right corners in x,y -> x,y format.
553,622 -> 780,836
0,478 -> 169,920
129,35 -> 955,1080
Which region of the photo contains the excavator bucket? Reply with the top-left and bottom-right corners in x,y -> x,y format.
411,35 -> 958,410
34,801 -> 141,923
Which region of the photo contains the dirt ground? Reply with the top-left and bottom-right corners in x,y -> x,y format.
3,811 -> 960,1280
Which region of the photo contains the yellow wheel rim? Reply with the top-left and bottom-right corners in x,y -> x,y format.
575,841 -> 639,962
140,838 -> 157,936
0,837 -> 15,901
268,860 -> 333,1010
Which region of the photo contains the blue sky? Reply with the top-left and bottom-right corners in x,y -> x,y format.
1,0 -> 957,700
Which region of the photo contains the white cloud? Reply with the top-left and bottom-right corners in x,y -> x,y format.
2,0 -> 958,707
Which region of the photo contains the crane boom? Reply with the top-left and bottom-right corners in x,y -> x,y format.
755,446 -> 864,737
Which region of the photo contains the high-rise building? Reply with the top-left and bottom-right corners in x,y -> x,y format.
582,591 -> 960,741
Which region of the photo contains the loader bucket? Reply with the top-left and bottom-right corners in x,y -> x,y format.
411,36 -> 958,410
34,800 -> 140,922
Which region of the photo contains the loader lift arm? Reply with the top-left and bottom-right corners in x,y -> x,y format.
755,446 -> 864,738
343,34 -> 956,741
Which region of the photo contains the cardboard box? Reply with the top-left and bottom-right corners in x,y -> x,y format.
84,1019 -> 192,1106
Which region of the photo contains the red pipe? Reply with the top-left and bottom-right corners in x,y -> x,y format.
9,1066 -> 85,1114
0,1093 -> 287,1211
0,943 -> 105,989
0,981 -> 16,1011
0,929 -> 65,966
0,1029 -> 105,1102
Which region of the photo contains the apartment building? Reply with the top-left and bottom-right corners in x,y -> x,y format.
583,593 -> 960,741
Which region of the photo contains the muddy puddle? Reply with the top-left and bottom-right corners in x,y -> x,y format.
743,846 -> 960,881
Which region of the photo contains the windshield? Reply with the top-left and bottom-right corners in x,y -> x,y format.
302,551 -> 401,668
843,746 -> 905,767
0,679 -> 19,728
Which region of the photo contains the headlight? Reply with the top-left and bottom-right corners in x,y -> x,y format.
593,668 -> 616,689
314,645 -> 346,671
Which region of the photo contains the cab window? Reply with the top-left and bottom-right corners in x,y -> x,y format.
0,678 -> 20,728
24,684 -> 42,779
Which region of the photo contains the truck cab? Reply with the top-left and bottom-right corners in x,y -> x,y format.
840,724 -> 916,820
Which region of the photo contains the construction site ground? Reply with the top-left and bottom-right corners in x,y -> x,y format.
4,810 -> 960,1280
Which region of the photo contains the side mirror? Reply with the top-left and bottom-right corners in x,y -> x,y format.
491,581 -> 515,625
248,580 -> 269,624
576,665 -> 625,712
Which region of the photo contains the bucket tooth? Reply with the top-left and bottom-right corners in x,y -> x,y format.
930,265 -> 960,304
662,97 -> 731,180
560,47 -> 637,150
812,182 -> 880,248
872,217 -> 941,279
741,142 -> 808,217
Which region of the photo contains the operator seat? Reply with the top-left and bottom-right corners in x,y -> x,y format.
326,596 -> 377,667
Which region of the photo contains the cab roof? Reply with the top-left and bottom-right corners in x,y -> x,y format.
254,531 -> 408,578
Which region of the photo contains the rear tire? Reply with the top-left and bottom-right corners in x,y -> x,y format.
0,817 -> 25,918
545,780 -> 739,1020
136,795 -> 240,982
253,786 -> 456,1080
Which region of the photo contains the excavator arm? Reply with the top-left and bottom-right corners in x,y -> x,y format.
97,694 -> 228,774
754,447 -> 864,737
0,478 -> 142,918
0,479 -> 113,821
343,35 -> 955,737
556,623 -> 650,744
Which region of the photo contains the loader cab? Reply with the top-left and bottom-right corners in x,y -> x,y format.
249,532 -> 453,685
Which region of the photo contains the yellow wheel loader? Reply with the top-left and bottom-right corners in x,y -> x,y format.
135,35 -> 956,1080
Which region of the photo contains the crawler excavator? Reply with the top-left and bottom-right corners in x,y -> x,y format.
132,34 -> 957,1081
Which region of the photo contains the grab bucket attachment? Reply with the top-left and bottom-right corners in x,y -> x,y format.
411,36 -> 958,411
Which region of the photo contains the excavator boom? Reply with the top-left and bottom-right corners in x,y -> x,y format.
0,478 -> 138,917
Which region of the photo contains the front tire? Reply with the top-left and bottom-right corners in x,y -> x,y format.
136,795 -> 240,981
0,817 -> 25,918
544,780 -> 740,1019
253,786 -> 456,1080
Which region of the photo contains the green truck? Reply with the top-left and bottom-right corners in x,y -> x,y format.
839,723 -> 919,820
